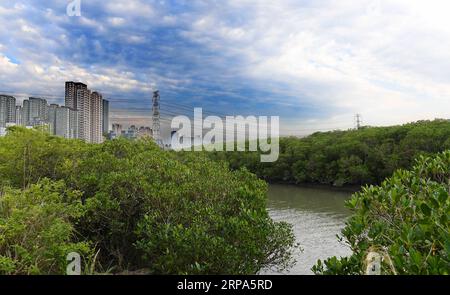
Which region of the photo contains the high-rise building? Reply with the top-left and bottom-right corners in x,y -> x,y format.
54,106 -> 70,138
102,99 -> 109,135
29,97 -> 48,126
112,123 -> 122,135
123,126 -> 138,140
64,82 -> 107,143
48,104 -> 58,134
1,83 -> 92,140
65,82 -> 87,110
0,97 -> 7,128
0,95 -> 16,127
138,126 -> 153,138
22,99 -> 31,126
6,96 -> 16,124
90,91 -> 103,144
68,108 -> 79,139
15,106 -> 24,126
77,88 -> 91,143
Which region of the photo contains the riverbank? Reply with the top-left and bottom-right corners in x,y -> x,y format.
265,181 -> 362,194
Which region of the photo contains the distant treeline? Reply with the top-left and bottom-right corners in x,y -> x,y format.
209,119 -> 450,186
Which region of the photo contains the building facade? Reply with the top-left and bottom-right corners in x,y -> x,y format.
1,81 -> 107,142
54,106 -> 69,138
65,82 -> 106,143
138,126 -> 153,138
28,97 -> 48,126
0,95 -> 16,127
15,106 -> 24,126
102,99 -> 109,135
22,99 -> 30,126
90,91 -> 103,144
68,108 -> 79,139
48,104 -> 58,134
65,82 -> 87,110
112,123 -> 122,135
77,88 -> 91,143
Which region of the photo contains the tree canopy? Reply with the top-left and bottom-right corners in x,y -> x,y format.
0,127 -> 296,274
210,120 -> 450,186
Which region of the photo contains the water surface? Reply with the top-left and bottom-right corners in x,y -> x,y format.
264,184 -> 353,275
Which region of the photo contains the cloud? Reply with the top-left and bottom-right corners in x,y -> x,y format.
0,0 -> 449,132
105,0 -> 155,18
108,17 -> 126,27
184,0 -> 450,126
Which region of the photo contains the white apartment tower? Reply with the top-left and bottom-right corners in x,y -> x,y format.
0,95 -> 16,127
22,100 -> 30,126
65,82 -> 87,110
15,106 -> 24,126
64,81 -> 106,143
55,106 -> 71,138
48,104 -> 58,134
90,91 -> 103,143
77,88 -> 91,143
68,108 -> 79,139
28,97 -> 48,126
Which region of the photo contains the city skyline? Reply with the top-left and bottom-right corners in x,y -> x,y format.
0,82 -> 110,144
1,1 -> 450,135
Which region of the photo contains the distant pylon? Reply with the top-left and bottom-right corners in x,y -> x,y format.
152,89 -> 163,146
355,114 -> 362,130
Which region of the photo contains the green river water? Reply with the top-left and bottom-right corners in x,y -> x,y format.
264,184 -> 354,275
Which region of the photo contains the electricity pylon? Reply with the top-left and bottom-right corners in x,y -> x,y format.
152,89 -> 163,147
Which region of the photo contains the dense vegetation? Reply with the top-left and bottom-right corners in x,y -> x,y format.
210,120 -> 450,186
0,127 -> 296,274
313,151 -> 450,274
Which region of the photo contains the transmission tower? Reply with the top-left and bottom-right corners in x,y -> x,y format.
152,89 -> 163,146
355,114 -> 362,130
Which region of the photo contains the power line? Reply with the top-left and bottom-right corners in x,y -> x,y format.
1,89 -> 356,135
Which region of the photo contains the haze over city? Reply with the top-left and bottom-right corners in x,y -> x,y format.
1,0 -> 450,135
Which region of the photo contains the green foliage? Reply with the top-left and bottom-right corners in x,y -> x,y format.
0,127 -> 296,274
313,151 -> 450,275
0,179 -> 93,274
0,126 -> 88,189
210,120 -> 450,186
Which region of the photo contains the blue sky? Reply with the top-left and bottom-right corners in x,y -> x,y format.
1,0 -> 450,134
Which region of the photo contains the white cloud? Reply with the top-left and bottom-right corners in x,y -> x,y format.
185,0 -> 450,127
0,54 -> 19,71
1,0 -> 450,131
105,0 -> 155,18
108,17 -> 126,26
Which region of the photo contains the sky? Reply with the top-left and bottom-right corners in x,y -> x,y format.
1,0 -> 450,135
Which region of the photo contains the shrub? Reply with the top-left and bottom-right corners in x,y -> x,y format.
0,128 -> 296,274
72,139 -> 296,274
313,151 -> 450,275
0,179 -> 93,274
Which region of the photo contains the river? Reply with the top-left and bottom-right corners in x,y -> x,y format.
264,184 -> 354,275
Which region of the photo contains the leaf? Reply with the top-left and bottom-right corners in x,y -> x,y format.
437,189 -> 448,204
420,203 -> 432,217
429,198 -> 439,209
445,240 -> 450,256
